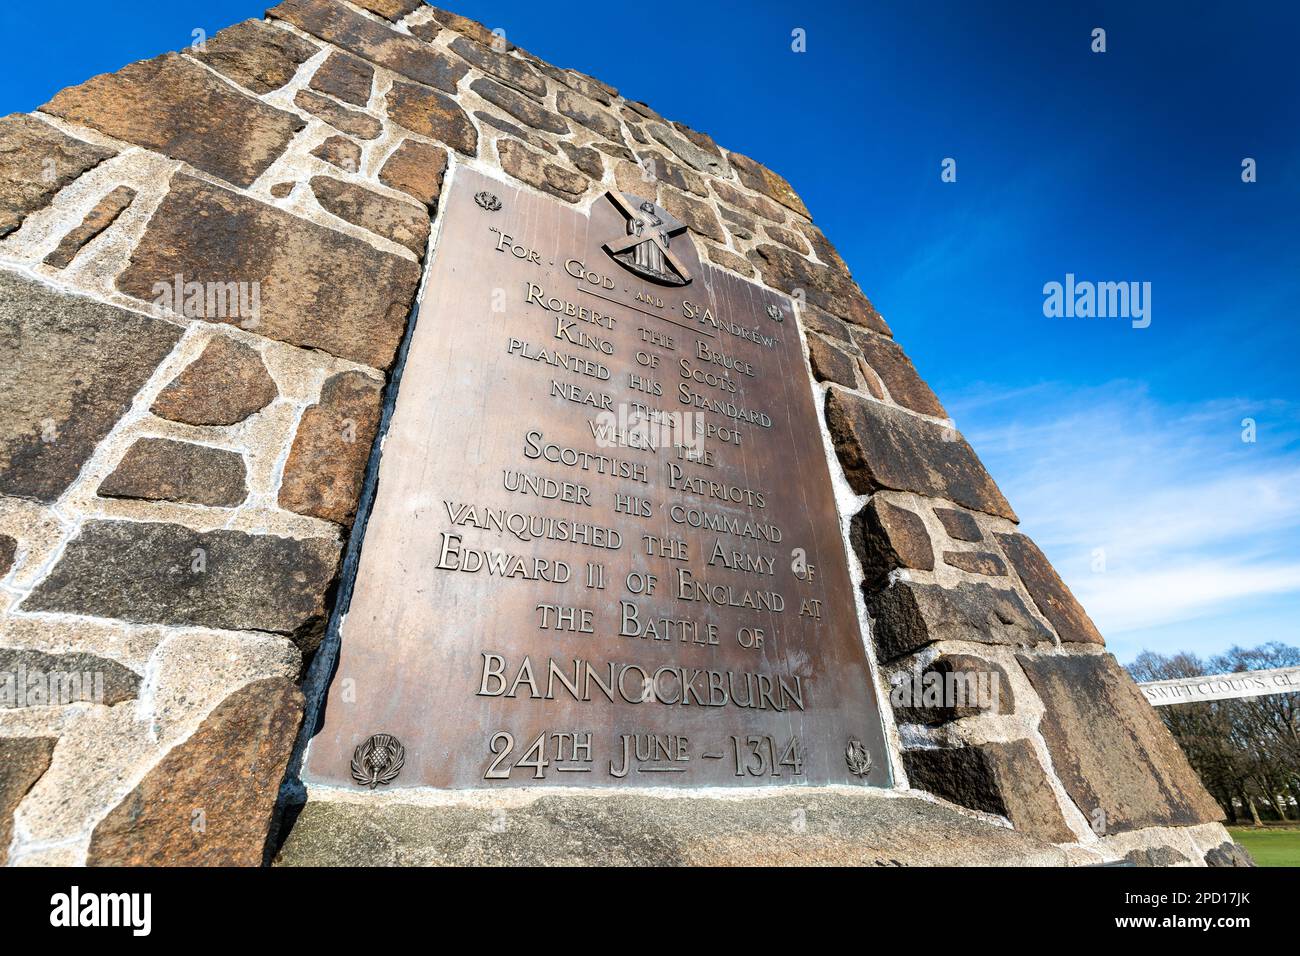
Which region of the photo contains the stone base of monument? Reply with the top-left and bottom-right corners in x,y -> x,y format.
276,787 -> 1085,867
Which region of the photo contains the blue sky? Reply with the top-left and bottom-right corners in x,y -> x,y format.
3,1 -> 1296,663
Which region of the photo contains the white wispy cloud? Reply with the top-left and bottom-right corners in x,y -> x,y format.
949,380 -> 1300,656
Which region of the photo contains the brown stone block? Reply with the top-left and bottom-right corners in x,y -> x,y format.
353,0 -> 424,21
116,175 -> 420,370
647,123 -> 727,178
470,77 -> 567,135
592,141 -> 635,163
624,119 -> 649,146
658,185 -> 724,242
637,147 -> 706,197
448,35 -> 545,98
0,534 -> 15,577
310,51 -> 374,107
496,138 -> 586,202
764,223 -> 810,254
310,134 -> 362,173
1205,841 -> 1255,867
87,678 -> 303,866
0,114 -> 114,238
278,370 -> 383,525
188,19 -> 318,95
98,437 -> 247,507
294,89 -> 381,140
997,532 -> 1104,645
151,336 -> 278,426
551,143 -> 597,183
751,243 -> 890,336
424,7 -> 505,49
1018,653 -> 1226,831
806,332 -> 858,388
798,220 -> 850,272
269,0 -> 468,92
563,70 -> 617,106
0,649 -> 140,708
943,550 -> 1007,576
719,203 -> 756,240
0,270 -> 182,503
893,652 -> 1015,723
800,304 -> 853,344
934,506 -> 982,542
310,175 -> 429,255
851,497 -> 933,587
0,737 -> 56,865
614,160 -> 654,200
711,178 -> 786,223
852,329 -> 947,418
1125,846 -> 1190,866
701,242 -> 754,277
728,150 -> 811,219
904,741 -> 1076,843
406,19 -> 438,42
671,122 -> 724,158
379,139 -> 447,208
43,185 -> 136,269
620,100 -> 660,123
518,56 -> 570,88
476,110 -> 558,154
868,580 -> 1051,661
854,360 -> 885,399
824,387 -> 1016,519
386,80 -> 477,156
23,520 -> 340,640
43,53 -> 304,188
555,89 -> 623,144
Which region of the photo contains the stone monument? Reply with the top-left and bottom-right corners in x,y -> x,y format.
0,0 -> 1246,867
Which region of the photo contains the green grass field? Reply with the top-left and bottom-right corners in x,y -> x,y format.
1227,826 -> 1300,867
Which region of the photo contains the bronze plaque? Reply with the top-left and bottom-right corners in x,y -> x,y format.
304,168 -> 890,789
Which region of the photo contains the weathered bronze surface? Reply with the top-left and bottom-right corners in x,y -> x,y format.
304,168 -> 890,789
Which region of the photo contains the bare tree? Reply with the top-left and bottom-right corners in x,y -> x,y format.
1128,643 -> 1299,823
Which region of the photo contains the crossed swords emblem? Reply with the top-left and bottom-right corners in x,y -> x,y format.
602,190 -> 692,286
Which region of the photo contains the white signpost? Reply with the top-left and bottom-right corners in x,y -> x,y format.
1138,665 -> 1300,707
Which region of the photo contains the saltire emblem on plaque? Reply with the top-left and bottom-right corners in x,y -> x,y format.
602,190 -> 692,286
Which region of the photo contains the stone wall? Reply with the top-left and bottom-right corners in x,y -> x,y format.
0,0 -> 1240,865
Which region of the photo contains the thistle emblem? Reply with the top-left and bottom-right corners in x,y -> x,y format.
845,738 -> 872,777
766,304 -> 784,322
475,190 -> 502,211
351,733 -> 406,789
